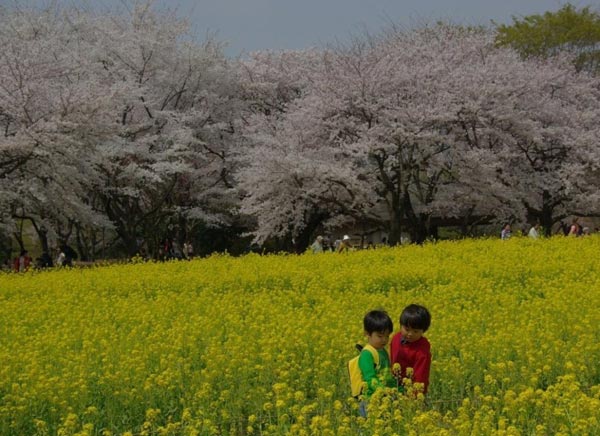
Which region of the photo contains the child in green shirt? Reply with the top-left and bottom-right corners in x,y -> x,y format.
358,309 -> 397,417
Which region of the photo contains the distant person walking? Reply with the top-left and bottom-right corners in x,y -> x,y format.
60,244 -> 78,267
338,235 -> 353,253
501,223 -> 511,240
13,250 -> 32,272
183,241 -> 194,259
37,251 -> 53,268
528,223 -> 540,239
310,236 -> 324,253
569,218 -> 582,236
56,249 -> 66,267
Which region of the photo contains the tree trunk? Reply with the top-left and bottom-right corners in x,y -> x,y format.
294,209 -> 328,253
527,189 -> 560,237
540,190 -> 556,237
429,224 -> 439,240
402,191 -> 426,244
75,224 -> 90,261
103,198 -> 139,257
385,188 -> 403,245
13,229 -> 25,252
36,225 -> 50,254
388,209 -> 402,245
56,220 -> 74,246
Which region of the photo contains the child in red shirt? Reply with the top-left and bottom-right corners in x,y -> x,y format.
390,304 -> 431,394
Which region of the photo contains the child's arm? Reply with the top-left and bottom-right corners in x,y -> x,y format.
412,348 -> 431,394
358,350 -> 379,396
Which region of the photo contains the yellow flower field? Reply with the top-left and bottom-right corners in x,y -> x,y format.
1,236 -> 599,435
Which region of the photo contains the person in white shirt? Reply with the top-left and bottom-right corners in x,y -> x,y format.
310,236 -> 324,253
56,250 -> 66,266
528,223 -> 540,239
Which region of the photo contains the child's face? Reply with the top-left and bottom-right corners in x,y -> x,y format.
401,325 -> 424,343
366,330 -> 390,350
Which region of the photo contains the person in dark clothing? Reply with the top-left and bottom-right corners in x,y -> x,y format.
37,251 -> 54,268
60,244 -> 78,267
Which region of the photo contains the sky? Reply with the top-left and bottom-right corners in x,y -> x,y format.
2,0 -> 598,56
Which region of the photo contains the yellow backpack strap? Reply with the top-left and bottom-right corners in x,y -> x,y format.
362,344 -> 380,369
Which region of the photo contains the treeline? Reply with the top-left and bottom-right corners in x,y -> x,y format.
1,2 -> 599,259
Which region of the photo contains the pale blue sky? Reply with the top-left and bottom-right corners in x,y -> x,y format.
2,0 -> 598,56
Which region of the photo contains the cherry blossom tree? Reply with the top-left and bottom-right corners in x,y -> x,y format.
236,49 -> 382,249
0,5 -> 115,253
85,3 -> 241,255
1,2 -> 242,257
238,24 -> 600,245
2,3 -> 599,254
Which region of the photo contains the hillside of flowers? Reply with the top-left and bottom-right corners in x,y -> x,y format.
1,236 -> 600,435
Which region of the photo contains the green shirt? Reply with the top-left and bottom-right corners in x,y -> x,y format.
358,347 -> 397,397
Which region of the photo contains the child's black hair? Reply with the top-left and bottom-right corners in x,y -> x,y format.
400,304 -> 431,332
363,309 -> 393,334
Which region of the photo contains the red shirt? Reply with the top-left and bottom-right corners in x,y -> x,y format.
12,255 -> 31,272
390,333 -> 431,394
